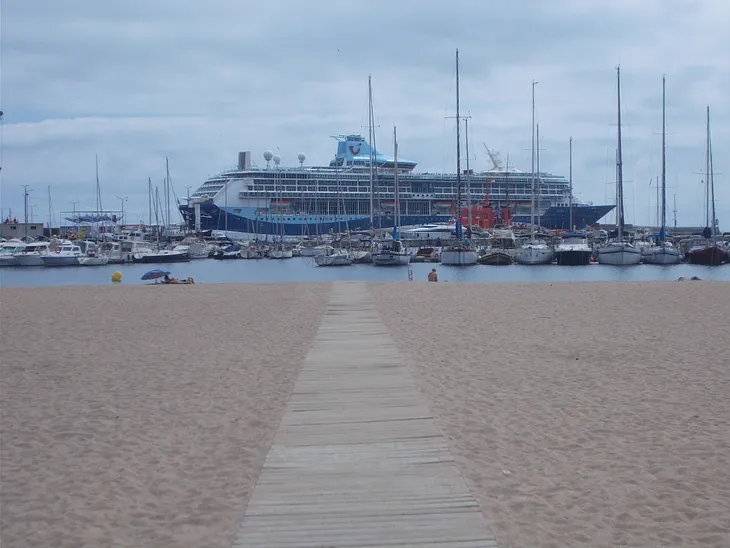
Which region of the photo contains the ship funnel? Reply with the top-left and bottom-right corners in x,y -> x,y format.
238,151 -> 251,170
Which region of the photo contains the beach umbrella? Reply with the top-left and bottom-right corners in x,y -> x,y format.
141,269 -> 170,281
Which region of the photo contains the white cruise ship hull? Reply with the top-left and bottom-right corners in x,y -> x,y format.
514,245 -> 554,265
597,244 -> 642,265
440,248 -> 477,265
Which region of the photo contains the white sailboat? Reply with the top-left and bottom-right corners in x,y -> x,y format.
270,154 -> 293,259
440,49 -> 477,266
598,66 -> 642,266
515,85 -> 554,265
372,126 -> 409,266
643,75 -> 680,265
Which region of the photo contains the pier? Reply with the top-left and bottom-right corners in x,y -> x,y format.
232,282 -> 498,547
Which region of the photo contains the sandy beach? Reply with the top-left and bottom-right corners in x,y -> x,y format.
372,281 -> 730,548
2,280 -> 729,547
0,283 -> 330,548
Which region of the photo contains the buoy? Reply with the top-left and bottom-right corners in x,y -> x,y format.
111,271 -> 122,283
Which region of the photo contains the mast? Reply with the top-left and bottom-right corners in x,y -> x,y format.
465,117 -> 472,235
165,157 -> 171,229
535,122 -> 542,231
455,49 -> 462,240
393,125 -> 399,235
530,80 -> 537,243
47,186 -> 53,237
708,106 -> 716,243
569,137 -> 573,231
148,177 -> 152,227
660,75 -> 667,243
368,76 -> 375,227
616,66 -> 625,240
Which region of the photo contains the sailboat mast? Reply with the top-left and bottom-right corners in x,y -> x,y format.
465,117 -> 472,235
660,75 -> 667,242
707,106 -> 716,243
616,66 -> 625,240
47,186 -> 53,237
535,122 -> 542,231
530,80 -> 537,242
148,177 -> 152,227
455,49 -> 462,239
95,154 -> 103,213
368,76 -> 375,227
569,137 -> 573,231
393,126 -> 399,231
165,157 -> 171,229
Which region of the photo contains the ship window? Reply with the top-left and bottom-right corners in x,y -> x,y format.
233,209 -> 241,214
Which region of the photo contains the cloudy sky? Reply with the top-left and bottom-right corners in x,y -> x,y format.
1,0 -> 728,229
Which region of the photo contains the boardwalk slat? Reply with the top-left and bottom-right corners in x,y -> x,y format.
232,282 -> 498,547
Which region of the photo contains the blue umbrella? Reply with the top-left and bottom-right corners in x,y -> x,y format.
141,269 -> 170,281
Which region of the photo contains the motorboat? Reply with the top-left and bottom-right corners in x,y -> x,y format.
42,244 -> 83,266
14,241 -> 51,266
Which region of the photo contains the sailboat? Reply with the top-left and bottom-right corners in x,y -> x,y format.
515,84 -> 554,265
270,154 -> 293,259
597,66 -> 643,266
315,158 -> 352,266
79,155 -> 110,266
440,49 -> 478,266
644,76 -> 681,265
372,127 -> 410,266
688,106 -> 725,266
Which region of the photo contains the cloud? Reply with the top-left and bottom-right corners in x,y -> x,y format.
1,0 -> 728,228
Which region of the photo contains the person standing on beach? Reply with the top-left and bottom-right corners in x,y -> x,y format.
427,268 -> 438,282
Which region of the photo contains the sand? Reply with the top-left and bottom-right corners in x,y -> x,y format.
0,283 -> 331,548
2,280 -> 729,548
370,281 -> 730,548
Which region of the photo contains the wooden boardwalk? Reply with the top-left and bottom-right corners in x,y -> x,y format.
232,282 -> 498,547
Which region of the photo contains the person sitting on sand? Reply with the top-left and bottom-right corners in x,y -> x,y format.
427,268 -> 438,282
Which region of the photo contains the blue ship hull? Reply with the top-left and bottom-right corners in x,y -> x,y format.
181,203 -> 614,236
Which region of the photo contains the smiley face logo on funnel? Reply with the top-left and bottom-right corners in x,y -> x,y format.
349,145 -> 362,155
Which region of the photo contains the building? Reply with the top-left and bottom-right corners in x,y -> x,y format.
0,222 -> 45,240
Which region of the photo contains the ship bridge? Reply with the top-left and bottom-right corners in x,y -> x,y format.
329,134 -> 417,171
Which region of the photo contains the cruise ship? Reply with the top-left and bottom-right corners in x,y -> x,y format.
180,134 -> 614,236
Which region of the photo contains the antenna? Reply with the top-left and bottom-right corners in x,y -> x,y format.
263,150 -> 273,168
297,152 -> 306,168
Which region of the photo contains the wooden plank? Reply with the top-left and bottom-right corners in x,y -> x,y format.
232,282 -> 498,547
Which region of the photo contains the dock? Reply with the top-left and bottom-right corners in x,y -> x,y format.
232,281 -> 498,547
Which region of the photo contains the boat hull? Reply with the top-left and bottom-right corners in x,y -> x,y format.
42,256 -> 80,267
688,246 -> 726,266
372,251 -> 410,266
315,252 -> 352,266
181,202 -> 615,236
478,252 -> 513,265
642,247 -> 681,265
15,254 -> 46,267
555,249 -> 592,266
514,246 -> 554,265
132,252 -> 190,264
597,245 -> 642,265
440,248 -> 477,265
78,257 -> 110,266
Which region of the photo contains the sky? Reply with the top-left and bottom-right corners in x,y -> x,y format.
1,0 -> 728,229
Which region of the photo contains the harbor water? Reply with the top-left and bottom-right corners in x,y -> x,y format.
1,259 -> 729,287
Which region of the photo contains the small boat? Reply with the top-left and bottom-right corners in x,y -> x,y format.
478,251 -> 513,265
352,250 -> 372,263
314,248 -> 352,266
132,249 -> 190,263
42,244 -> 83,266
269,243 -> 293,259
555,233 -> 592,266
0,239 -> 25,267
213,244 -> 241,260
14,241 -> 51,266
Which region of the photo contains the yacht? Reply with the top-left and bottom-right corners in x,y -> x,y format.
42,244 -> 83,266
0,240 -> 26,266
555,233 -> 592,266
14,241 -> 51,266
372,239 -> 410,266
314,247 -> 352,266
